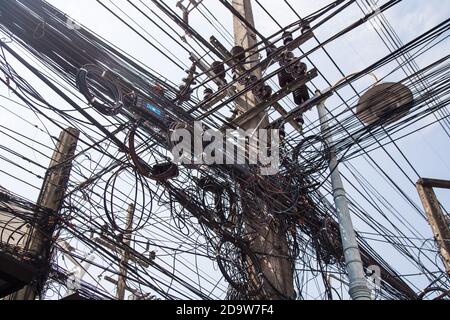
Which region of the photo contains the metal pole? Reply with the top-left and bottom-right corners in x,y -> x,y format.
316,91 -> 372,300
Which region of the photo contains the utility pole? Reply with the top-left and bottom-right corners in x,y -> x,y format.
117,203 -> 135,300
12,128 -> 80,300
232,0 -> 267,129
93,203 -> 154,299
232,0 -> 295,300
416,178 -> 450,276
316,91 -> 372,300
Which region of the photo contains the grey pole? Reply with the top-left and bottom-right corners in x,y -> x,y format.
316,90 -> 372,300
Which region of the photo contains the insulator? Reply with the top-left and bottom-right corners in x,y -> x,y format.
231,46 -> 246,64
293,85 -> 310,105
253,85 -> 272,101
203,87 -> 214,100
247,74 -> 259,86
302,22 -> 311,34
294,114 -> 305,126
236,72 -> 248,86
262,85 -> 273,100
298,62 -> 308,74
286,62 -> 298,75
149,251 -> 156,260
288,61 -> 308,78
233,69 -> 248,86
279,51 -> 295,66
211,61 -> 226,79
246,75 -> 260,92
279,125 -> 286,141
283,31 -> 294,45
278,69 -> 295,88
266,44 -> 278,57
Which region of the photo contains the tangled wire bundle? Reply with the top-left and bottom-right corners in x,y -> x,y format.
76,64 -> 123,116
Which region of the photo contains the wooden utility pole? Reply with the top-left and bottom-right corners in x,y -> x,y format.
117,203 -> 135,300
232,0 -> 268,129
12,128 -> 80,300
416,178 -> 450,276
232,0 -> 295,299
94,203 -> 154,299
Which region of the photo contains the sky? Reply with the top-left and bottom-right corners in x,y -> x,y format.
0,0 -> 449,299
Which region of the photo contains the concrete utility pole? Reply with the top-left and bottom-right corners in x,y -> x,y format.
12,128 -> 80,300
117,203 -> 135,300
416,178 -> 450,276
232,0 -> 268,129
232,0 -> 296,300
316,92 -> 372,300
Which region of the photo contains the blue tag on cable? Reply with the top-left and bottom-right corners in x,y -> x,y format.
145,102 -> 163,117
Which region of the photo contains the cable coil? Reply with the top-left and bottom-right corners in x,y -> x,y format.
76,64 -> 123,116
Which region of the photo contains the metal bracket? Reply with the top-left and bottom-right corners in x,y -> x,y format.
190,53 -> 247,113
177,0 -> 204,42
230,68 -> 319,128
